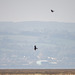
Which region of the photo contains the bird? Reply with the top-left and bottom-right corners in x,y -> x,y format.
51,9 -> 54,12
34,45 -> 38,51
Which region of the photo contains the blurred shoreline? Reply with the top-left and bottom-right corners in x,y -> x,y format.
0,69 -> 75,74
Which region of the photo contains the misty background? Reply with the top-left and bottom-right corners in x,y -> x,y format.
0,21 -> 75,69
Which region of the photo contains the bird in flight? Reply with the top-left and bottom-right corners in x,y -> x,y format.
51,9 -> 54,12
34,45 -> 38,51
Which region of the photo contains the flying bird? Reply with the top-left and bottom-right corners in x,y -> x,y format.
34,45 -> 38,51
51,9 -> 54,12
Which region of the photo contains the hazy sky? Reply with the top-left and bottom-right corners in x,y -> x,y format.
0,0 -> 75,22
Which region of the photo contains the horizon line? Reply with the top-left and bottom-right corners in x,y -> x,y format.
0,21 -> 75,24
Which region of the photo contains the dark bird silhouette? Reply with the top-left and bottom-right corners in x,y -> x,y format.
51,9 -> 54,12
34,45 -> 38,51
